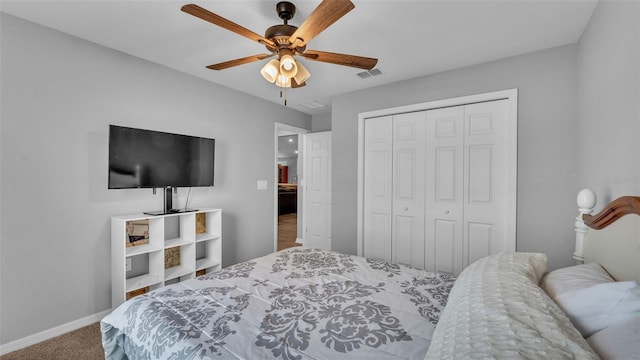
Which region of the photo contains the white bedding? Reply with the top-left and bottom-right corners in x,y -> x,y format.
425,252 -> 599,359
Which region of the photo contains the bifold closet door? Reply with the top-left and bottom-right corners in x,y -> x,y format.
424,100 -> 509,274
363,112 -> 427,268
363,98 -> 511,274
424,106 -> 464,274
462,100 -> 509,267
391,112 -> 426,268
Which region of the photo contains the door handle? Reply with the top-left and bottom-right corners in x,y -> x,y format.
403,207 -> 408,211
444,210 -> 450,214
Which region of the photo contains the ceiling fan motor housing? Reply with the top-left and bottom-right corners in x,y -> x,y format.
276,2 -> 296,21
266,2 -> 304,52
265,24 -> 297,47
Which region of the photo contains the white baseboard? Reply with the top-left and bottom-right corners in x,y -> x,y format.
295,237 -> 304,245
0,309 -> 112,356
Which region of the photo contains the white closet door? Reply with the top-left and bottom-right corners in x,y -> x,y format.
362,97 -> 513,273
363,116 -> 393,261
305,132 -> 332,250
425,106 -> 464,274
463,100 -> 510,267
392,112 -> 427,268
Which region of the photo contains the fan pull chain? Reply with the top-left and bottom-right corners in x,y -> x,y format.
279,86 -> 288,106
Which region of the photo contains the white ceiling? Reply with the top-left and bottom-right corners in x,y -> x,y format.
1,0 -> 598,115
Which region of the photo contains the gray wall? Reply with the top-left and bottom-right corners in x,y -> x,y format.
577,0 -> 640,203
311,112 -> 332,132
0,14 -> 310,344
331,44 -> 580,272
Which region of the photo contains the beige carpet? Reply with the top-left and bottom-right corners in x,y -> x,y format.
1,323 -> 104,360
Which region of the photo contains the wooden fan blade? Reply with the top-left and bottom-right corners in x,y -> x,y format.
288,0 -> 354,48
182,4 -> 276,48
206,54 -> 273,70
299,50 -> 377,70
291,78 -> 306,88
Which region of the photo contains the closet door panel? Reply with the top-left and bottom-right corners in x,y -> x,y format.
369,212 -> 391,260
463,100 -> 509,267
392,112 -> 426,268
468,145 -> 493,202
425,106 -> 464,274
467,222 -> 493,265
394,215 -> 416,266
435,147 -> 457,201
434,219 -> 456,274
363,116 -> 393,261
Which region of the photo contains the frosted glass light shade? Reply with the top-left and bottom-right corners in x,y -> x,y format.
260,59 -> 280,83
293,60 -> 310,84
279,54 -> 298,78
275,74 -> 291,88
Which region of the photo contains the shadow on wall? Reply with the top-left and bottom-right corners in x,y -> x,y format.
221,211 -> 237,268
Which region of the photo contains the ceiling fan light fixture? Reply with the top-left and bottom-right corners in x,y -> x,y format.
183,1 -> 379,96
293,60 -> 310,84
275,74 -> 292,88
261,59 -> 280,83
279,51 -> 298,78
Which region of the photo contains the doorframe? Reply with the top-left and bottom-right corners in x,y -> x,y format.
356,89 -> 518,256
274,122 -> 310,252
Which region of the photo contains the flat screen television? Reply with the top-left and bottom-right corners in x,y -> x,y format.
108,125 -> 215,189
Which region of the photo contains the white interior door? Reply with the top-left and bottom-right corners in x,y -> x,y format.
392,112 -> 426,268
425,106 -> 464,274
304,131 -> 332,250
363,116 -> 393,260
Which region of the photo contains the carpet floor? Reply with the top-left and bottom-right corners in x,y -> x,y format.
1,323 -> 103,360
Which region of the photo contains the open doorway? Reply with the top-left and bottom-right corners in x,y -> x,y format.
274,123 -> 309,252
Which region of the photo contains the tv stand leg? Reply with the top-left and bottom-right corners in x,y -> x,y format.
164,186 -> 173,213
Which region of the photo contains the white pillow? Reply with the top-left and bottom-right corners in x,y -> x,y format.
555,280 -> 640,337
587,315 -> 640,360
540,262 -> 614,299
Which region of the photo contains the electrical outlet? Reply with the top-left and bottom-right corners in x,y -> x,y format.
126,258 -> 132,271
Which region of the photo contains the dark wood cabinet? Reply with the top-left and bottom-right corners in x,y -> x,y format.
278,184 -> 297,215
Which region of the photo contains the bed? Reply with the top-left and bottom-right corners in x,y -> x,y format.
101,189 -> 640,359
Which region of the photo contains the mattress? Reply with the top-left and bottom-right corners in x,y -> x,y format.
101,247 -> 456,359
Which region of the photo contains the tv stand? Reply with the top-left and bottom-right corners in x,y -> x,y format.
111,208 -> 222,307
169,209 -> 196,214
144,186 -> 196,216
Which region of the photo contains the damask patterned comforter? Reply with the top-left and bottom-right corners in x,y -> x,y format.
101,247 -> 456,359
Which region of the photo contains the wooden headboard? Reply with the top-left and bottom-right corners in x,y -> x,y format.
574,189 -> 640,282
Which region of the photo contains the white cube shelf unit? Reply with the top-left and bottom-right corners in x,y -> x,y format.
111,208 -> 222,308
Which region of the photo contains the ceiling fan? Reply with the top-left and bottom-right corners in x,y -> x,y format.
181,0 -> 378,89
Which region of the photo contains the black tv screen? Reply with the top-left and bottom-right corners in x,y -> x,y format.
108,125 -> 215,189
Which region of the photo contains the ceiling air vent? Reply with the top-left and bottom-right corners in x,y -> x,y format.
300,100 -> 328,110
357,68 -> 383,79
